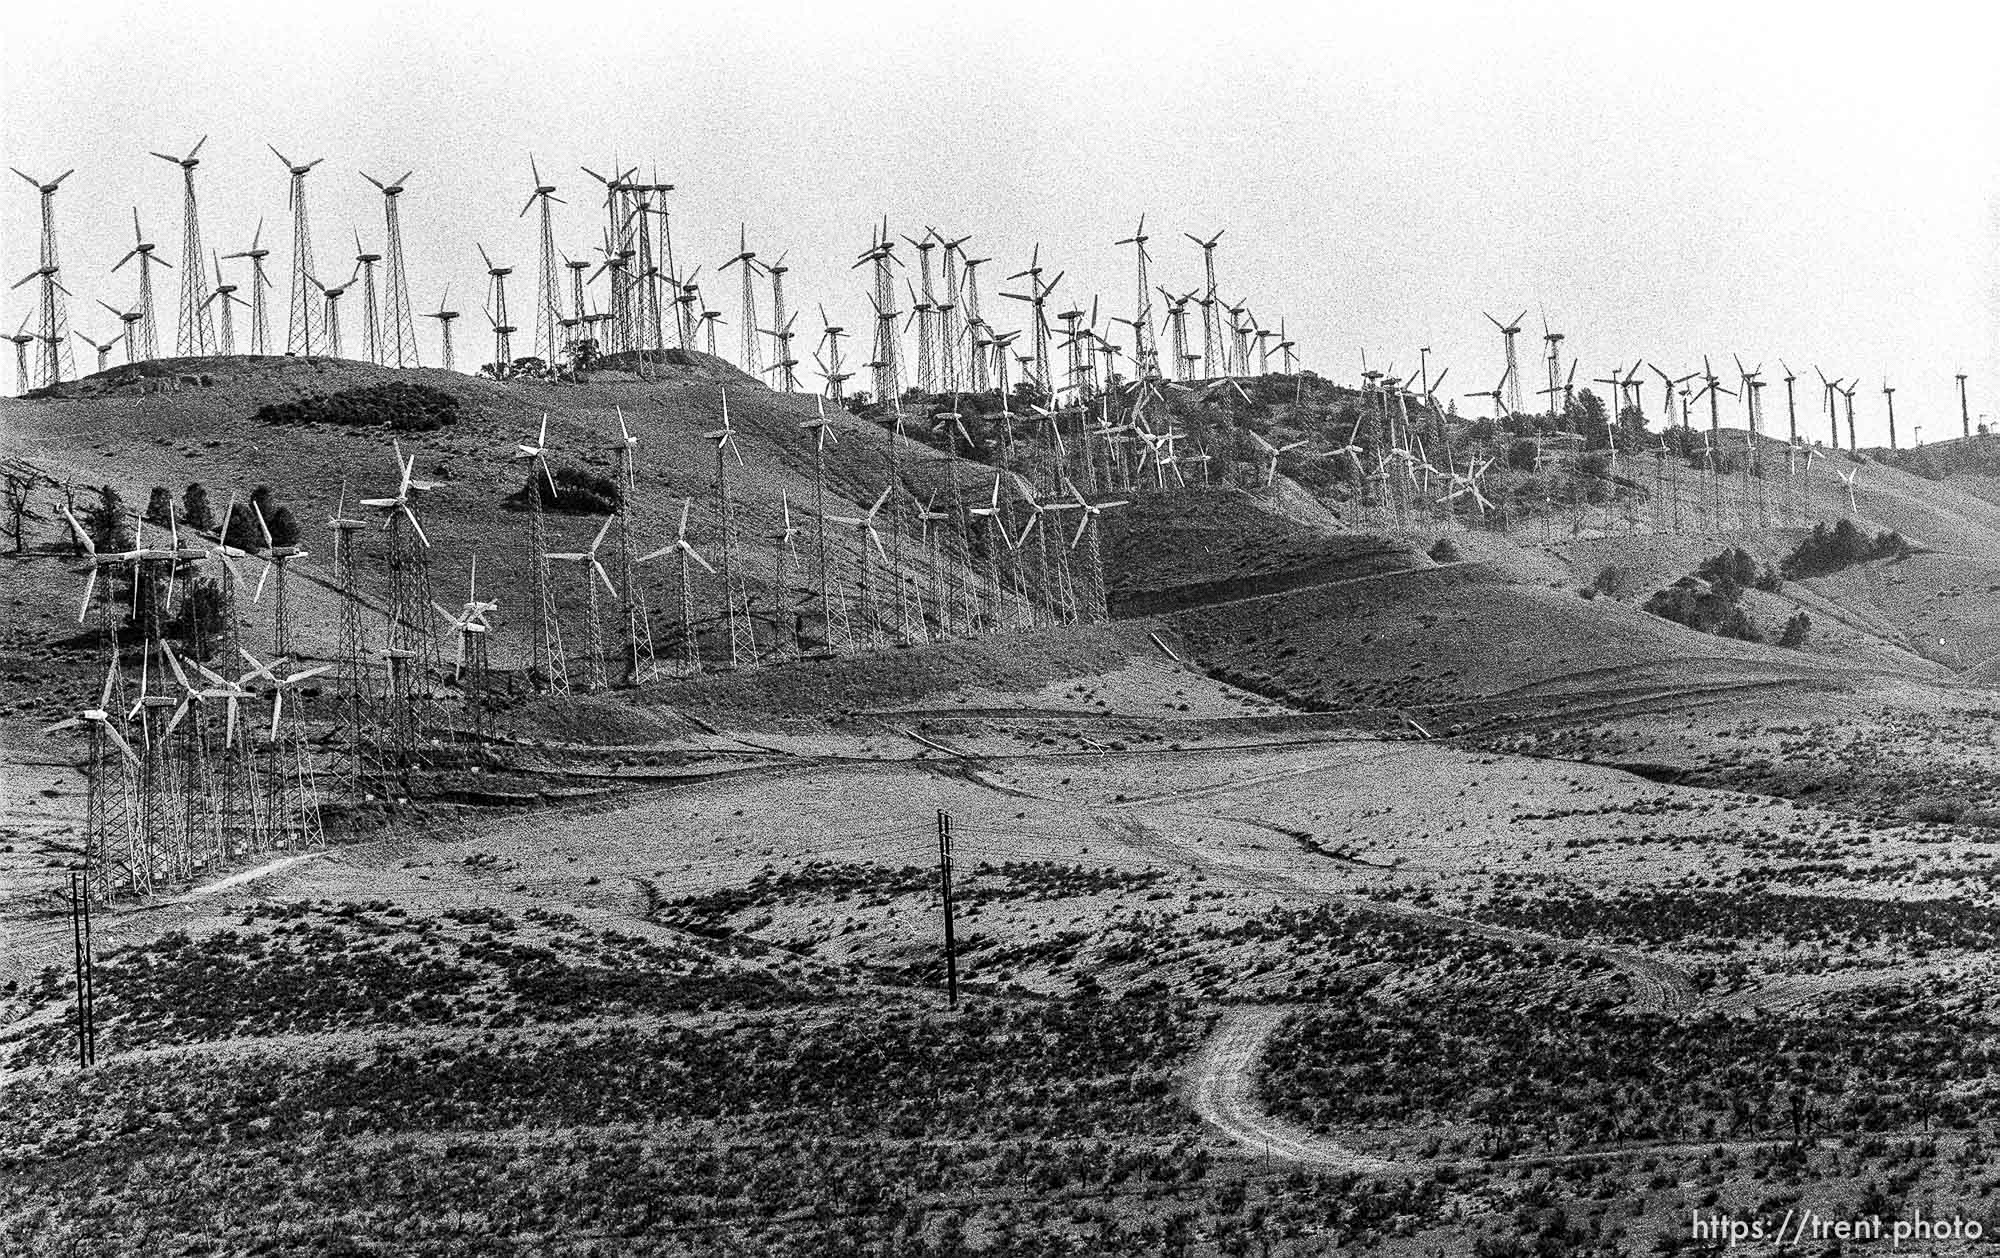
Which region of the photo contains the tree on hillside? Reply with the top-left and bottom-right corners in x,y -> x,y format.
1570,389 -> 1609,447
84,486 -> 131,552
3,471 -> 43,554
145,486 -> 174,525
223,504 -> 263,553
266,505 -> 301,548
1614,405 -> 1648,449
181,482 -> 216,531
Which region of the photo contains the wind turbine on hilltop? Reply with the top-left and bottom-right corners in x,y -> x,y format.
151,135 -> 214,357
1484,310 -> 1528,415
72,328 -> 123,375
112,208 -> 170,362
518,157 -> 566,368
360,167 -> 420,367
201,254 -> 248,356
97,300 -> 146,365
1186,230 -> 1224,378
6,318 -> 38,391
310,265 -> 360,360
13,166 -> 76,386
1651,363 -> 1696,429
1114,215 -> 1159,378
352,230 -> 384,364
223,218 -> 275,355
477,244 -> 515,371
268,144 -> 325,355
425,286 -> 460,373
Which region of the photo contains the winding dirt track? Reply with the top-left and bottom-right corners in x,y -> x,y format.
1189,1006 -> 1813,1177
1187,1006 -> 1394,1173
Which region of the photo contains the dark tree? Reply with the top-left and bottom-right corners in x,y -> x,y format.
181,482 -> 216,531
223,507 -> 264,554
1570,389 -> 1610,447
176,577 -> 230,659
145,486 -> 174,525
85,486 -> 131,552
1778,611 -> 1811,648
266,506 -> 301,548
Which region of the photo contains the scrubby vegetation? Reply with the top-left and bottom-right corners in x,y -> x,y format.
1262,980 -> 2000,1155
1,901 -> 827,1069
253,381 -> 463,432
516,464 -> 621,514
1642,546 -> 1782,641
1781,519 -> 1911,579
1473,887 -> 2000,956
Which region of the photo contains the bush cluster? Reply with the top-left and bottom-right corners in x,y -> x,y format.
254,381 -> 462,432
1781,519 -> 1911,579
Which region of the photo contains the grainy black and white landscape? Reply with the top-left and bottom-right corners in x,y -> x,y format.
4,3 -> 1999,1255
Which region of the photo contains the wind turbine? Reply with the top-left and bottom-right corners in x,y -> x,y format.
424,286 -> 460,372
222,218 -> 275,355
201,253 -> 249,355
824,488 -> 892,647
640,500 -> 715,673
546,515 -> 618,690
360,168 -> 420,367
1484,310 -> 1528,415
151,135 -> 214,356
72,328 -> 123,374
268,144 -> 325,355
112,208 -> 171,361
310,264 -> 361,359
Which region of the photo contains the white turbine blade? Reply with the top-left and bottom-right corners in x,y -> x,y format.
591,558 -> 618,597
402,505 -> 430,547
103,723 -> 141,767
253,559 -> 273,603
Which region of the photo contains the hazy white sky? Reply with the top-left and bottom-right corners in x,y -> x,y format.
5,0 -> 1996,444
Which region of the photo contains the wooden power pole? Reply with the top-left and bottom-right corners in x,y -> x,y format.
67,868 -> 97,1067
937,808 -> 958,1008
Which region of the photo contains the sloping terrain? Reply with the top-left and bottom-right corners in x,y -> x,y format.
14,363 -> 2000,1252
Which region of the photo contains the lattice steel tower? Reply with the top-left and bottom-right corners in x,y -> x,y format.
269,146 -> 324,355
14,168 -> 77,385
152,138 -> 215,356
521,159 -> 565,367
362,170 -> 420,367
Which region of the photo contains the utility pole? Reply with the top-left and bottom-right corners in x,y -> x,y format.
937,808 -> 958,1009
1959,373 -> 1971,439
67,868 -> 97,1067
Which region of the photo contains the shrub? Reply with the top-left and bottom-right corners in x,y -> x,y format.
1781,520 -> 1910,579
254,382 -> 461,433
1428,538 -> 1461,563
1643,579 -> 1761,642
144,486 -> 173,525
84,486 -> 130,552
1590,565 -> 1629,598
181,483 -> 215,531
1778,611 -> 1811,648
524,466 -> 620,516
1907,796 -> 1963,824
